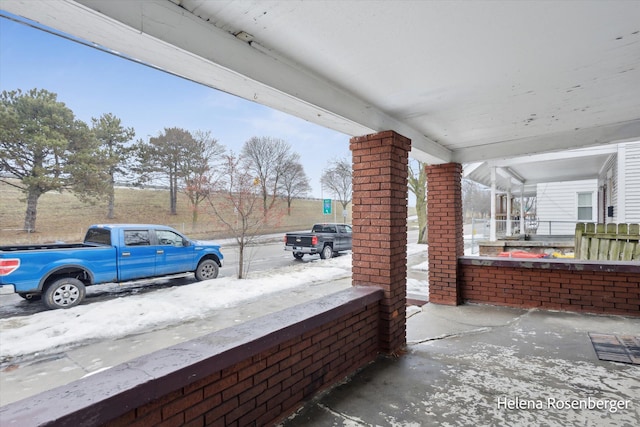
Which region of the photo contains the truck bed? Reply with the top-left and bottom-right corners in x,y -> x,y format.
0,243 -> 94,252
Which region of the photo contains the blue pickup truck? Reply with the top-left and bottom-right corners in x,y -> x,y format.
0,224 -> 224,310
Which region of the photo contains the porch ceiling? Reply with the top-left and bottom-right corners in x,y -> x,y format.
2,0 -> 640,169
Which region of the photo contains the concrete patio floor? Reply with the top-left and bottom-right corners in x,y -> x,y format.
281,303 -> 640,426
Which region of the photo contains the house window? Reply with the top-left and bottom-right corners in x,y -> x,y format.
577,192 -> 593,221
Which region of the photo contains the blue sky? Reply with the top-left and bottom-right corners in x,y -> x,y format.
0,13 -> 351,198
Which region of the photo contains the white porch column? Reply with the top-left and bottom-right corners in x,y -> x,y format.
490,167 -> 497,241
520,184 -> 525,236
506,183 -> 512,236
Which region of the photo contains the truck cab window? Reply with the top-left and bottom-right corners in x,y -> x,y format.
84,228 -> 112,245
156,230 -> 184,246
124,230 -> 150,246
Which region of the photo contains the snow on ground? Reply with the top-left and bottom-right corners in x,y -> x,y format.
408,243 -> 429,297
0,244 -> 430,361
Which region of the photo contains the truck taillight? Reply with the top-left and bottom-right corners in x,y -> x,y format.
0,259 -> 20,276
312,236 -> 318,245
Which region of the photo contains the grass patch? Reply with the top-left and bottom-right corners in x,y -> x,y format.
0,180 -> 356,244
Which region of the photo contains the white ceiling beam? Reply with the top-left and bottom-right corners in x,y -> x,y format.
487,144 -> 618,167
499,167 -> 525,185
462,162 -> 483,177
2,0 -> 452,164
488,145 -> 619,167
453,119 -> 640,164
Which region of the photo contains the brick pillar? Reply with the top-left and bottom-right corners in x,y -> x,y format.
350,130 -> 410,354
426,163 -> 464,305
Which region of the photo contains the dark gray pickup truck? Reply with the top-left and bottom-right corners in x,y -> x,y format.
284,223 -> 352,259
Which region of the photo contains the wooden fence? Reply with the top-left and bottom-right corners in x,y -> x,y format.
575,223 -> 640,261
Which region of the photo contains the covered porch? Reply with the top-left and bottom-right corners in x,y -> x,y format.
464,145 -> 622,230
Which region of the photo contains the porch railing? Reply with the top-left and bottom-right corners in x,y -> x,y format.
468,219 -> 578,254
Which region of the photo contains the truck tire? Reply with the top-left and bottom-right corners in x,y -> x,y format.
320,245 -> 333,260
43,278 -> 85,310
18,293 -> 41,302
195,259 -> 219,281
293,252 -> 304,260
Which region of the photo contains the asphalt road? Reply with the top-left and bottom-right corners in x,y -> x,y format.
0,227 -> 434,319
219,237 -> 326,278
0,238 -> 327,318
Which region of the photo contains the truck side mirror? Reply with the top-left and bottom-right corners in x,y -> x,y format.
182,238 -> 190,247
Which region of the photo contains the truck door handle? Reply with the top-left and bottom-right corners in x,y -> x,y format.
156,250 -> 164,255
122,252 -> 130,257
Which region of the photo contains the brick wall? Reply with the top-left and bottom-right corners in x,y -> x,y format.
350,131 -> 410,353
426,163 -> 464,305
0,288 -> 383,427
459,257 -> 640,316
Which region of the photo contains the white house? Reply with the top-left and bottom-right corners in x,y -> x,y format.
535,141 -> 640,234
597,141 -> 640,223
536,179 -> 598,235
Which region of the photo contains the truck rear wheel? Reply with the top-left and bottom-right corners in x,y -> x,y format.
195,259 -> 219,280
320,245 -> 333,260
43,278 -> 85,310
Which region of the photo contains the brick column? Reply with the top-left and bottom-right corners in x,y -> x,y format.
350,130 -> 410,354
426,163 -> 464,305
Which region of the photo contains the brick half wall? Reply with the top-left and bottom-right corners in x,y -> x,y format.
459,257 -> 640,316
0,287 -> 383,427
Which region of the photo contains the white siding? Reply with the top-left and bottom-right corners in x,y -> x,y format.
536,179 -> 597,235
623,142 -> 640,222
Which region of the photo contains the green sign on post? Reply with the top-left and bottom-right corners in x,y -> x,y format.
323,199 -> 332,215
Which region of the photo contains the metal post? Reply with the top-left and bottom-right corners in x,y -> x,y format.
471,218 -> 476,254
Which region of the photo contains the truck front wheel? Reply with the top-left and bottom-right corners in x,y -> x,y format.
43,278 -> 86,310
320,245 -> 333,260
195,259 -> 219,281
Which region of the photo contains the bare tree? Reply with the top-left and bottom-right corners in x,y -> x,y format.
462,179 -> 491,220
408,159 -> 428,244
179,131 -> 225,229
207,152 -> 284,279
320,158 -> 352,221
279,154 -> 311,215
241,137 -> 293,214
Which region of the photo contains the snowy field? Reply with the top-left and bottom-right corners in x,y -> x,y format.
0,243 -> 428,361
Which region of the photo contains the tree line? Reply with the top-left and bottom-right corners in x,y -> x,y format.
0,89 -> 352,232
1,89 -> 504,252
